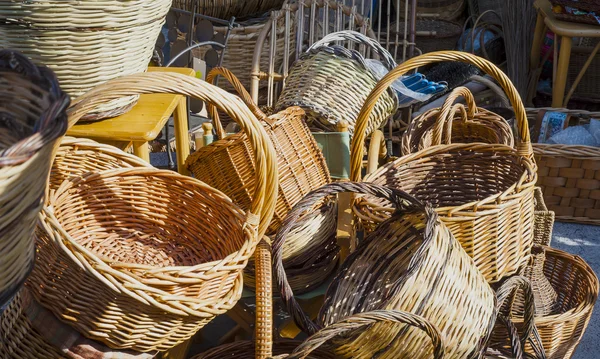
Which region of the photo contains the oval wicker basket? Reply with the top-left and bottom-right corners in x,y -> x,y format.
27,71 -> 278,352
492,245 -> 599,359
171,0 -> 285,20
187,67 -> 331,235
275,181 -> 495,358
275,30 -> 399,136
0,0 -> 171,121
352,51 -> 537,283
0,50 -> 69,308
402,86 -> 514,154
0,288 -> 151,359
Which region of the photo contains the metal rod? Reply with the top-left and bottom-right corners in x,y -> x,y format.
408,0 -> 417,58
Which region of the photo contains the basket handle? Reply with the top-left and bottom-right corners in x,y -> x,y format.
278,310 -> 444,359
255,238 -> 273,359
67,72 -> 277,237
308,30 -> 397,70
431,87 -> 477,146
351,51 -> 532,182
273,181 -> 428,335
205,67 -> 272,139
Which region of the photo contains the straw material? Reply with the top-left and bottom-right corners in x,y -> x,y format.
28,71 -> 278,352
492,246 -> 598,359
0,50 -> 69,308
529,108 -> 600,225
0,0 -> 171,121
275,31 -> 398,136
187,67 -> 330,235
275,182 -> 495,358
402,86 -> 514,155
172,0 -> 285,19
352,51 -> 537,283
533,187 -> 554,247
0,288 -> 154,359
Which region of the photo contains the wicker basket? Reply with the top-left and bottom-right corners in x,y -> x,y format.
551,0 -> 600,26
0,50 -> 69,308
0,288 -> 152,359
533,187 -> 554,246
172,0 -> 285,19
529,108 -> 600,225
27,71 -> 278,352
402,86 -> 514,154
275,31 -> 399,136
187,67 -> 330,235
0,0 -> 171,121
352,51 -> 537,283
275,181 -> 495,358
492,246 -> 599,359
395,0 -> 466,21
385,19 -> 463,55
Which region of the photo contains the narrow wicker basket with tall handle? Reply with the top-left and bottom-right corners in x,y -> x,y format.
27,71 -> 278,352
352,51 -> 537,283
0,50 -> 69,308
402,86 -> 514,155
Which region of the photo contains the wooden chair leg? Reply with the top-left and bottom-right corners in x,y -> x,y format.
552,36 -> 572,107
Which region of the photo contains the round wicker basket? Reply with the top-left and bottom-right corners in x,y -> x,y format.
172,0 -> 285,20
0,50 -> 68,308
0,0 -> 171,121
352,51 -> 537,284
27,71 -> 278,352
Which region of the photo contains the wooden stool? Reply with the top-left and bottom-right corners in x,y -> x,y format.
531,0 -> 600,107
68,67 -> 194,174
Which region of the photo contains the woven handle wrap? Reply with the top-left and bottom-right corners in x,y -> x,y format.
279,310 -> 444,359
254,238 -> 273,359
432,86 -> 477,146
67,71 -> 277,237
273,181 -> 429,335
351,51 -> 532,181
307,30 -> 397,71
0,49 -> 69,165
205,67 -> 269,139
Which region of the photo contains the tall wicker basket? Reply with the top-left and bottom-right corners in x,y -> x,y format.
352,51 -> 537,283
275,182 -> 495,358
0,50 -> 68,308
0,0 -> 171,121
27,71 -> 278,352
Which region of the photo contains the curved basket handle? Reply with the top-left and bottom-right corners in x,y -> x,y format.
495,276 -> 536,352
281,310 -> 444,359
255,238 -> 273,359
205,67 -> 270,139
351,51 -> 532,182
308,30 -> 397,70
67,72 -> 277,237
432,87 -> 477,146
273,181 -> 428,335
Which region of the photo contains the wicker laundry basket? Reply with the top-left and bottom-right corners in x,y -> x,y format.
0,50 -> 68,308
0,0 -> 171,121
275,181 -> 495,358
187,67 -> 330,235
529,108 -> 600,225
402,86 -> 514,154
27,71 -> 278,352
492,246 -> 599,359
172,0 -> 285,19
352,51 -> 537,283
275,30 -> 398,136
0,288 -> 153,359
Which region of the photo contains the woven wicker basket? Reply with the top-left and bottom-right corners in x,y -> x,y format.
172,0 -> 285,19
0,50 -> 69,308
395,0 -> 466,21
0,288 -> 152,359
275,181 -> 495,358
27,72 -> 278,352
0,0 -> 170,121
275,31 -> 398,136
402,86 -> 514,154
533,187 -> 554,246
529,108 -> 600,225
187,67 -> 330,235
385,19 -> 463,55
492,246 -> 599,359
353,51 -> 537,283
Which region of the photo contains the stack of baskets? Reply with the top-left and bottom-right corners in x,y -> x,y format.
0,0 -> 171,121
0,50 -> 68,308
